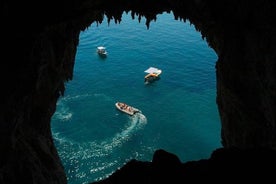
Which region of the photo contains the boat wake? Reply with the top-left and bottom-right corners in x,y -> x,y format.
52,112 -> 147,182
52,93 -> 113,122
119,113 -> 147,139
52,104 -> 73,122
51,94 -> 93,122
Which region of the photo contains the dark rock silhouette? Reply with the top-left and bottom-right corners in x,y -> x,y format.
1,0 -> 276,183
92,148 -> 276,183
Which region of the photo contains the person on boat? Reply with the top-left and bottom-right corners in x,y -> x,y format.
119,102 -> 127,110
127,106 -> 132,112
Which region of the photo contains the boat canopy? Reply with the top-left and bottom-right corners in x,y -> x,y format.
144,67 -> 162,74
97,46 -> 106,50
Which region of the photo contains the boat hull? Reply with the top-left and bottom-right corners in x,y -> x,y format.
115,102 -> 140,116
144,73 -> 160,83
98,52 -> 107,58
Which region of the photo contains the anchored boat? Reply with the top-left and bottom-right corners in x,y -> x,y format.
97,46 -> 108,57
144,67 -> 162,83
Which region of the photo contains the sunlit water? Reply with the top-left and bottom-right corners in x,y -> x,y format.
51,12 -> 222,184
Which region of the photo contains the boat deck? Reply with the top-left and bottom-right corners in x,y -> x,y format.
115,102 -> 141,116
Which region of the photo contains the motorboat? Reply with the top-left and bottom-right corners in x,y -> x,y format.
144,67 -> 162,83
115,102 -> 141,116
97,46 -> 108,57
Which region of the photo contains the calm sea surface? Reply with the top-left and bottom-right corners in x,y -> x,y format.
51,12 -> 222,184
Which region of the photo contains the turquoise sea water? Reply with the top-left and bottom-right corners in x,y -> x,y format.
51,12 -> 222,184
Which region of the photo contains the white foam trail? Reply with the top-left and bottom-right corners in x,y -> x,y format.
53,112 -> 147,159
93,93 -> 113,102
94,113 -> 147,154
118,113 -> 147,138
52,112 -> 148,182
61,93 -> 92,101
53,94 -> 92,122
136,113 -> 147,125
52,101 -> 73,122
53,93 -> 115,122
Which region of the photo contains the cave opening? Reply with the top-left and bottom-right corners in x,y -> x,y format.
50,11 -> 221,183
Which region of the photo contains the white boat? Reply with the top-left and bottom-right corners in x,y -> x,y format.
115,102 -> 141,116
97,46 -> 107,57
144,67 -> 162,83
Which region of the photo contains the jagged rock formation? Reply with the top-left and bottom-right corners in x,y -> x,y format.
1,0 -> 276,184
92,148 -> 276,183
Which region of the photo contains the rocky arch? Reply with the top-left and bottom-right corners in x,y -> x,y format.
1,0 -> 276,183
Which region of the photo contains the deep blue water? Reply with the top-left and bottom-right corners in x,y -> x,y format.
51,12 -> 221,184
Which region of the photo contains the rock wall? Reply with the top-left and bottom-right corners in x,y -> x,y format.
1,0 -> 276,183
